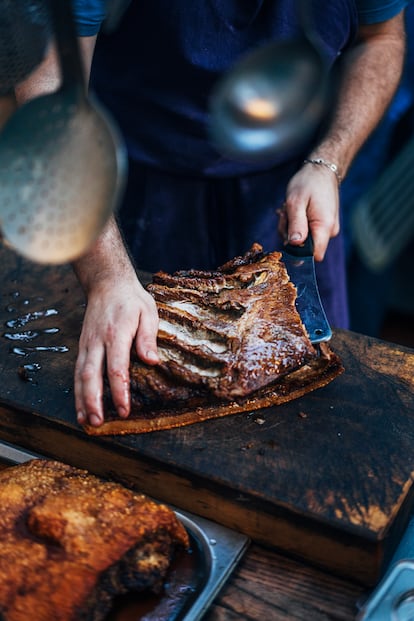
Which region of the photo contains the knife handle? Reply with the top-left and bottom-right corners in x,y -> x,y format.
284,234 -> 314,258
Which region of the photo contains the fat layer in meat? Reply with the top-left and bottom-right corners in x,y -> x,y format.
131,243 -> 317,404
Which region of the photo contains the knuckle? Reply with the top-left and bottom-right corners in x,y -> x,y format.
79,362 -> 96,384
106,363 -> 128,383
83,398 -> 100,415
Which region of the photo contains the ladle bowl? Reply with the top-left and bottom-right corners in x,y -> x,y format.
0,0 -> 127,264
0,90 -> 126,264
209,38 -> 329,161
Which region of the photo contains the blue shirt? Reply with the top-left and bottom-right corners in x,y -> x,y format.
357,0 -> 411,23
72,0 -> 410,177
72,0 -> 105,36
73,0 -> 411,35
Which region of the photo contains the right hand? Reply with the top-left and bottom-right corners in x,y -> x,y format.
278,160 -> 340,262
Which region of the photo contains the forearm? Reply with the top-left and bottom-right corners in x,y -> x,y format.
283,12 -> 406,260
14,36 -> 96,105
308,12 -> 406,180
72,216 -> 136,293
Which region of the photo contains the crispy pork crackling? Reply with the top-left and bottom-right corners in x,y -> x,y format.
0,459 -> 189,621
84,244 -> 343,435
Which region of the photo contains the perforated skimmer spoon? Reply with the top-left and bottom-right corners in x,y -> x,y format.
0,0 -> 127,264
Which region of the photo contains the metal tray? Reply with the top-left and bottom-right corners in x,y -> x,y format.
0,440 -> 249,621
357,561 -> 414,621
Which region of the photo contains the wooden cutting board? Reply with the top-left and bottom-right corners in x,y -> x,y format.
0,241 -> 413,587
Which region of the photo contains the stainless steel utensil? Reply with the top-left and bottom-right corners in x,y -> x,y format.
357,560 -> 414,620
208,3 -> 329,161
282,236 -> 332,343
0,0 -> 127,264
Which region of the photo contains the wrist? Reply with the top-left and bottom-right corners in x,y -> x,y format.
303,157 -> 342,186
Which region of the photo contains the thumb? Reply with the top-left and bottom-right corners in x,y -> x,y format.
285,205 -> 308,246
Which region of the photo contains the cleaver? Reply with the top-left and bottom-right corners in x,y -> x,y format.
282,235 -> 332,344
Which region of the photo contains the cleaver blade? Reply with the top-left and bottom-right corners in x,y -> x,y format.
282,235 -> 332,344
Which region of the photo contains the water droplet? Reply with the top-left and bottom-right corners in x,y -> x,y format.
5,308 -> 58,329
12,345 -> 69,356
3,331 -> 40,341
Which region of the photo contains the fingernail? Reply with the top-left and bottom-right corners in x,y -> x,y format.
77,410 -> 85,424
288,233 -> 302,242
118,407 -> 128,419
146,350 -> 158,362
90,414 -> 102,427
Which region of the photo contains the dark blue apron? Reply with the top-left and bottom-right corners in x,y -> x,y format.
91,0 -> 358,328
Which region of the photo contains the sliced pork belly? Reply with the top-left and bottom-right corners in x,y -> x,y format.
130,244 -> 316,403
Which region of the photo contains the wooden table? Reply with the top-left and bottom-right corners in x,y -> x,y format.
0,242 -> 413,619
205,544 -> 366,620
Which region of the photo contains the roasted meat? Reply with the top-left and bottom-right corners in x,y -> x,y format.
0,459 -> 189,621
140,243 -> 316,401
84,244 -> 343,435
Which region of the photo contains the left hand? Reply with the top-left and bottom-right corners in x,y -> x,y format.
74,273 -> 159,428
72,216 -> 160,428
278,162 -> 340,261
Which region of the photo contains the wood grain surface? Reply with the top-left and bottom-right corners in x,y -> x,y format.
204,543 -> 366,621
0,241 -> 413,587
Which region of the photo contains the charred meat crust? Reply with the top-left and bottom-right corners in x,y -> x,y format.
0,460 -> 189,621
144,245 -> 317,401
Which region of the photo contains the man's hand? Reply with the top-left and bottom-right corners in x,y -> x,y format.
74,275 -> 159,428
279,11 -> 406,261
279,162 -> 340,261
73,217 -> 159,427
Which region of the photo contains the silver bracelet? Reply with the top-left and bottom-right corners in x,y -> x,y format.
303,158 -> 342,186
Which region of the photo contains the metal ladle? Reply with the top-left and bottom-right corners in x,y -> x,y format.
208,3 -> 329,161
0,0 -> 127,264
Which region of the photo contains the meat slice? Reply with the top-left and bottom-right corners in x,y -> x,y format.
140,244 -> 317,402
